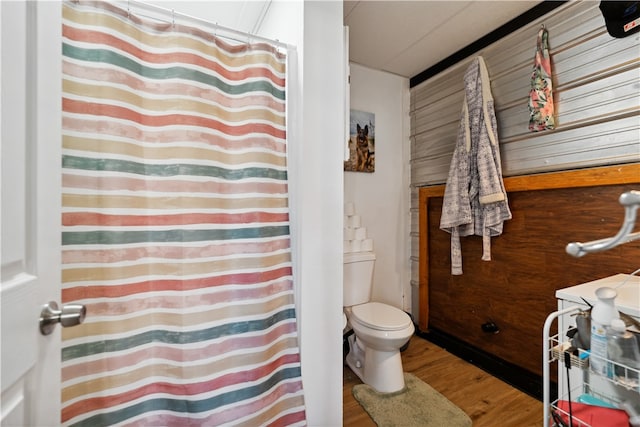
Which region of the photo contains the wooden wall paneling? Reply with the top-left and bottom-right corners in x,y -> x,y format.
418,164 -> 640,377
409,1 -> 640,319
410,1 -> 640,188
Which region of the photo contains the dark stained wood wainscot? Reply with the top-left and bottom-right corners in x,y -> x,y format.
418,163 -> 640,379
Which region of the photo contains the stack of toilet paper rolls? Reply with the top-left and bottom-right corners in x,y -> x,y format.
344,202 -> 374,253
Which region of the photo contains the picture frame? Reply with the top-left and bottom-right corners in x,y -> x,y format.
344,109 -> 375,173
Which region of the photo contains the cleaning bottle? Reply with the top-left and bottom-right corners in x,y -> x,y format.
590,286 -> 619,377
606,318 -> 640,389
621,400 -> 640,427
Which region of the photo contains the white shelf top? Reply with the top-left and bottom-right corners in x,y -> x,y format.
556,273 -> 640,318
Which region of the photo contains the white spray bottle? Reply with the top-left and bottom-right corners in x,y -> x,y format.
589,286 -> 619,377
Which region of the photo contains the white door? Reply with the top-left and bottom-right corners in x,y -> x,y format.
1,2 -> 63,425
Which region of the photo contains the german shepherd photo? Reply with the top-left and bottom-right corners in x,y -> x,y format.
344,109 -> 375,173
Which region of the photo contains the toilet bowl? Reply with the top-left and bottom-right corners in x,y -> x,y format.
345,301 -> 414,393
343,250 -> 414,393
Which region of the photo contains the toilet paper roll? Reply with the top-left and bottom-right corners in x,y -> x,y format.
361,239 -> 374,252
354,227 -> 367,240
344,202 -> 355,216
351,239 -> 362,252
348,215 -> 361,228
344,227 -> 355,240
343,240 -> 353,253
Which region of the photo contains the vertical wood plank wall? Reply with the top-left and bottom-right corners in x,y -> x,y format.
409,0 -> 640,318
418,164 -> 640,377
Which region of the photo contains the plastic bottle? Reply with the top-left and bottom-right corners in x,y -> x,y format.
606,318 -> 640,389
590,286 -> 619,377
621,401 -> 640,427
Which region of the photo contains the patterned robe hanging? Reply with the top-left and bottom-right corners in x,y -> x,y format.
528,27 -> 556,131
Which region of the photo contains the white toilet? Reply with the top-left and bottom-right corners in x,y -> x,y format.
343,251 -> 415,393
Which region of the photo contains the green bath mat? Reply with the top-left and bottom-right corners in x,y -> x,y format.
352,373 -> 472,427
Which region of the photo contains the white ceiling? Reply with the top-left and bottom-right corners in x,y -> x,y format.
144,1 -> 271,35
147,1 -> 541,79
345,0 -> 541,78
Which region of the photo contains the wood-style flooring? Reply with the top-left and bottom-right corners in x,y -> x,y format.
343,335 -> 543,426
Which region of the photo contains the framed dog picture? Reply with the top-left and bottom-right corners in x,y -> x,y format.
344,109 -> 375,173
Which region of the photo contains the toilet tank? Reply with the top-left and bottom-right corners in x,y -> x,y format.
343,251 -> 375,307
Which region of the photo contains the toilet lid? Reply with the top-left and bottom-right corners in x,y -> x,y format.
351,302 -> 412,331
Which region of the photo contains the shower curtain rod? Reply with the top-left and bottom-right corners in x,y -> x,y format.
117,0 -> 291,50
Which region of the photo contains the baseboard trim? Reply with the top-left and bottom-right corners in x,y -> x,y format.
415,326 -> 557,402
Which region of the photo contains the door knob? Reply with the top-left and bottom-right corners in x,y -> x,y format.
39,301 -> 86,335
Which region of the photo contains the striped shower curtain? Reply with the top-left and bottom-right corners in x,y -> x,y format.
61,1 -> 305,426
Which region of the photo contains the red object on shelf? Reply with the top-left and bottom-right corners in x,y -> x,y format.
556,400 -> 629,426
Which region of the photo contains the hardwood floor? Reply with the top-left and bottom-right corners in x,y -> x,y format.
343,335 -> 543,426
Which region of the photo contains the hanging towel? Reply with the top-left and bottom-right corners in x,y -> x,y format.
440,57 -> 512,275
528,27 -> 556,131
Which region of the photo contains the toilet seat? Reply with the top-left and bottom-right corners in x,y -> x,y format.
351,302 -> 412,331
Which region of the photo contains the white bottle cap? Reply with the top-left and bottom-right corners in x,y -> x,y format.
610,318 -> 626,332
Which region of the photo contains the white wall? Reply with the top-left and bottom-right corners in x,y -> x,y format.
262,2 -> 345,425
345,64 -> 411,313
